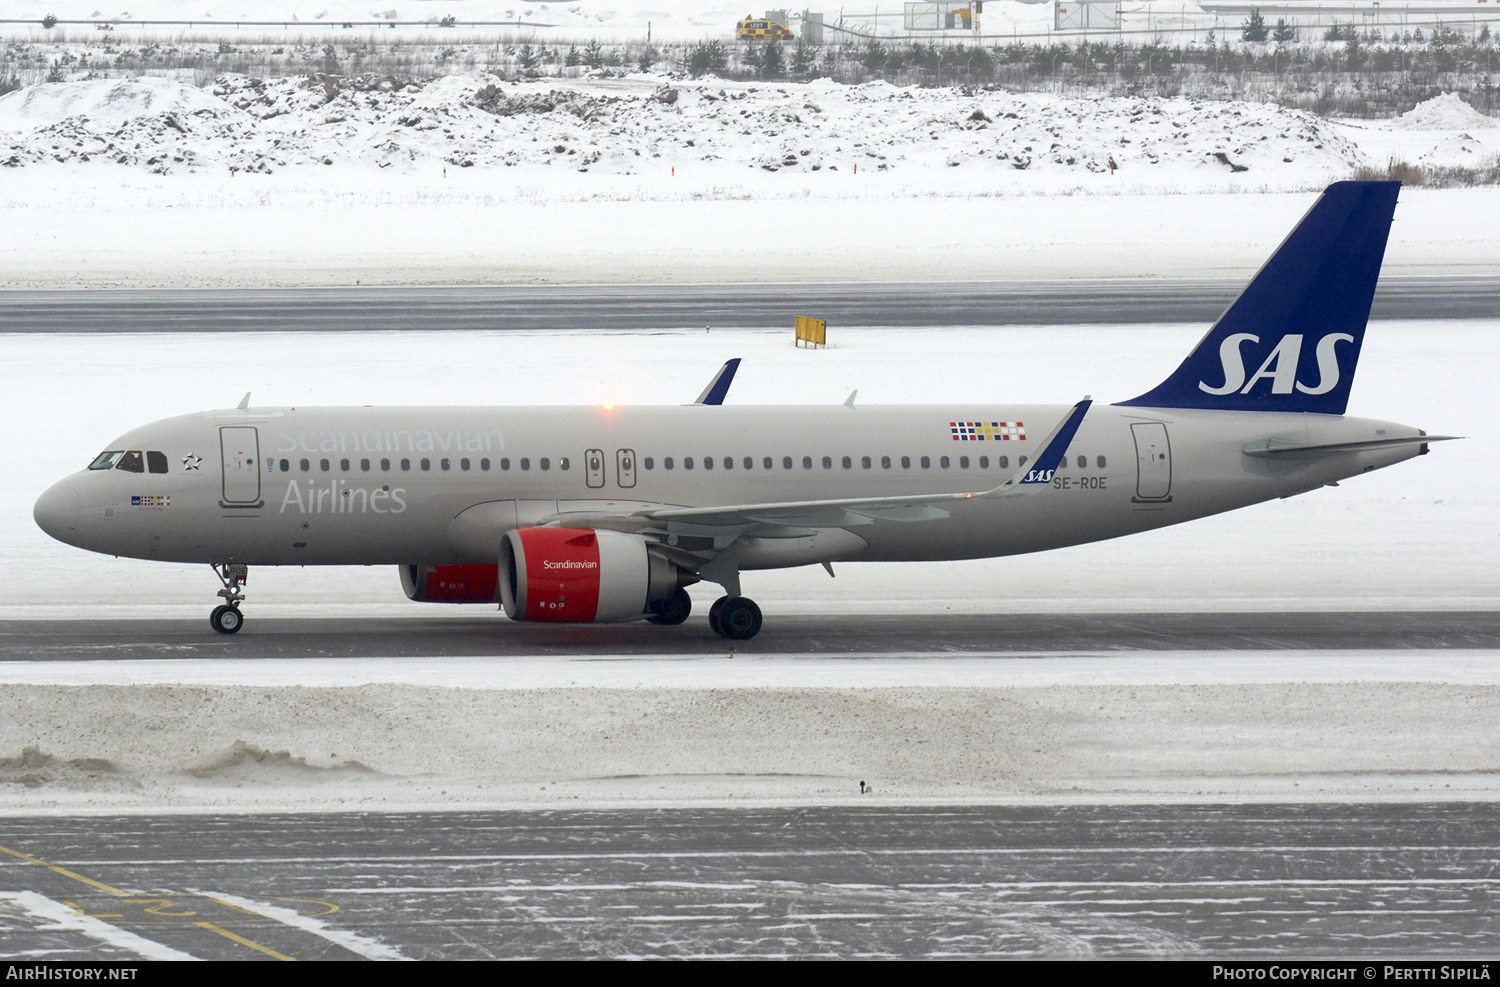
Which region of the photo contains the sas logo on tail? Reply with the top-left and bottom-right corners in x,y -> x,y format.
1198,332 -> 1354,396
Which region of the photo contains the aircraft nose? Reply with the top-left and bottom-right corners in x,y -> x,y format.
34,479 -> 80,543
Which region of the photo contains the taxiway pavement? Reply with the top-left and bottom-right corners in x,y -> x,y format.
1,611 -> 1496,661
3,803 -> 1498,959
4,276 -> 1500,333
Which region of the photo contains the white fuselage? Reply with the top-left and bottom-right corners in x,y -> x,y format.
34,401 -> 1424,570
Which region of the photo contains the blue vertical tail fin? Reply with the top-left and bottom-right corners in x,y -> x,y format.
1117,181 -> 1401,415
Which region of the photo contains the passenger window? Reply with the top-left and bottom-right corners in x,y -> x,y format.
278,459 -> 290,473
723,457 -> 732,470
480,458 -> 490,470
940,456 -> 950,469
959,456 -> 969,468
401,458 -> 411,471
822,456 -> 832,469
746,457 -> 756,470
520,458 -> 530,470
116,450 -> 145,473
88,451 -> 125,470
1097,455 -> 1107,468
685,457 -> 694,470
998,456 -> 1008,469
665,457 -> 674,470
901,456 -> 910,469
440,458 -> 451,471
763,457 -> 772,469
560,458 -> 569,470
979,456 -> 989,468
782,457 -> 792,469
381,458 -> 390,471
340,458 -> 350,471
703,457 -> 713,470
842,456 -> 852,469
802,456 -> 812,469
148,451 -> 170,474
861,456 -> 871,469
1077,455 -> 1087,469
361,458 -> 370,471
461,458 -> 470,471
540,458 -> 549,471
920,456 -> 930,468
421,458 -> 432,471
300,459 -> 310,472
880,456 -> 890,469
500,458 -> 510,470
644,457 -> 654,470
1019,455 -> 1028,466
320,459 -> 331,472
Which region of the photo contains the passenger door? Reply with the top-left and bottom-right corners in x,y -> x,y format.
219,426 -> 262,506
1131,422 -> 1172,502
616,449 -> 636,489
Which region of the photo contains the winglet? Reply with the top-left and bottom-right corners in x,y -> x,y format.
237,392 -> 251,410
694,359 -> 741,406
843,389 -> 858,409
979,398 -> 1092,496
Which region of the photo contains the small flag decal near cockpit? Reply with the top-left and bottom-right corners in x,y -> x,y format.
949,421 -> 1025,441
131,495 -> 170,506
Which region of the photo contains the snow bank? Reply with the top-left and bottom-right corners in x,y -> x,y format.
0,73 -> 1364,182
0,75 -> 230,131
1,677 -> 1496,812
1390,92 -> 1498,131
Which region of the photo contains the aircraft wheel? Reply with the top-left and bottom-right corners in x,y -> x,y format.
718,597 -> 762,641
648,588 -> 692,626
211,605 -> 243,635
708,596 -> 729,636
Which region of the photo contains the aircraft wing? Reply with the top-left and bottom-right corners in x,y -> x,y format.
540,399 -> 1093,533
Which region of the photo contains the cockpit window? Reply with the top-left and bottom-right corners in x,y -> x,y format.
146,451 -> 169,474
115,450 -> 145,473
88,451 -> 124,470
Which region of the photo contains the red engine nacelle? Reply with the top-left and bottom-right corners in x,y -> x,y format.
499,527 -> 684,623
400,564 -> 500,604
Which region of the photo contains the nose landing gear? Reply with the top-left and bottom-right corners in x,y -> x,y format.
210,563 -> 247,635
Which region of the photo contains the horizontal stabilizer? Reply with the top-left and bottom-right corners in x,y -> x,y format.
1242,434 -> 1458,458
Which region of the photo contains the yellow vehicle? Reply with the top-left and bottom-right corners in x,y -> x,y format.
736,15 -> 795,40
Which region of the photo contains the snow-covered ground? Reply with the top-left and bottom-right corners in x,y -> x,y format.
3,319 -> 1490,617
0,77 -> 1496,287
0,74 -> 1364,179
4,657 -> 1499,813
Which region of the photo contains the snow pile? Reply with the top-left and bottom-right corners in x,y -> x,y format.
1417,132 -> 1493,167
0,75 -> 228,131
1390,92 -> 1498,131
0,73 -> 1364,179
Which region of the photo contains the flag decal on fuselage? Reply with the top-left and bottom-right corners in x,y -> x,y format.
949,421 -> 1025,441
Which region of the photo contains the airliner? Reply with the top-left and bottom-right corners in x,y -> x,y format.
33,181 -> 1450,640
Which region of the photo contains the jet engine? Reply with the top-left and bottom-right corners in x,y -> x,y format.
499,527 -> 691,623
400,563 -> 500,604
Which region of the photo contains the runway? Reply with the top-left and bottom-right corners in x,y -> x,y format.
3,611 -> 1498,661
3,803 -> 1499,959
4,276 -> 1500,332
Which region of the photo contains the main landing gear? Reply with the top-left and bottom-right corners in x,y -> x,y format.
648,587 -> 693,625
708,595 -> 762,641
209,562 -> 248,635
